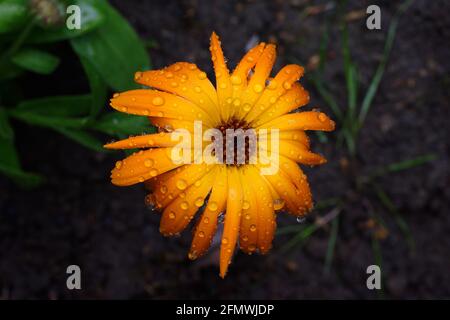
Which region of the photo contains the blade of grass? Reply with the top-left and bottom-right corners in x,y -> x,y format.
281,223 -> 319,253
323,214 -> 339,274
372,182 -> 415,253
372,153 -> 436,179
358,0 -> 415,126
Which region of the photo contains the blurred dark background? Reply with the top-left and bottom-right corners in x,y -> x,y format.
0,0 -> 449,299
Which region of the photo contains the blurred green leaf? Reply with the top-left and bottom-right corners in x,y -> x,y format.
0,60 -> 23,80
93,112 -> 155,137
28,0 -> 105,43
15,95 -> 91,117
0,107 -> 14,140
79,56 -> 107,117
0,160 -> 44,188
0,111 -> 43,188
11,48 -> 60,74
70,1 -> 150,91
10,95 -> 93,128
54,127 -> 104,152
0,0 -> 29,34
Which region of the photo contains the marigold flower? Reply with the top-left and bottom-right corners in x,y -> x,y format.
105,32 -> 335,278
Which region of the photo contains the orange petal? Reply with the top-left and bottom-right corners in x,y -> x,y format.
189,165 -> 228,259
251,83 -> 310,127
259,166 -> 312,216
278,155 -> 312,207
228,42 -> 266,118
219,167 -> 243,278
135,62 -> 220,124
247,166 -> 276,254
159,166 -> 216,236
210,32 -> 232,121
149,117 -> 209,132
258,130 -> 310,148
260,140 -> 326,166
109,90 -> 214,126
238,168 -> 259,254
111,148 -> 184,186
104,132 -> 178,150
245,64 -> 304,123
238,44 -> 277,119
257,111 -> 335,132
150,163 -> 210,209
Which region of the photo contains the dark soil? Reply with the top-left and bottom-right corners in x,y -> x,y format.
1,0 -> 449,299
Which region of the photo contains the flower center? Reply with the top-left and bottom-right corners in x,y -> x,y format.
214,118 -> 255,166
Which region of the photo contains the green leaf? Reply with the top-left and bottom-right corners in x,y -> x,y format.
54,127 -> 104,152
11,95 -> 97,129
0,107 -> 14,140
11,48 -> 60,74
79,56 -> 107,117
28,0 -> 105,43
15,95 -> 92,117
93,112 -> 155,137
0,0 -> 29,34
70,1 -> 150,91
0,161 -> 44,188
0,114 -> 43,188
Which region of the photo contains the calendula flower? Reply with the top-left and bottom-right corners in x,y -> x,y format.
105,32 -> 335,278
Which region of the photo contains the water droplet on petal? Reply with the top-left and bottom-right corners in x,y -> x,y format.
208,201 -> 218,211
194,197 -> 204,207
253,84 -> 263,93
230,75 -> 242,85
222,237 -> 228,244
144,159 -> 154,167
115,161 -> 122,169
318,113 -> 327,122
283,81 -> 292,90
242,201 -> 250,210
197,72 -> 207,80
198,231 -> 205,238
176,179 -> 188,190
150,168 -> 158,176
273,198 -> 285,210
180,201 -> 189,210
168,211 -> 176,219
250,224 -> 257,232
152,96 -> 164,106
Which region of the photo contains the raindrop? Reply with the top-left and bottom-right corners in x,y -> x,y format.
176,179 -> 188,190
297,216 -> 306,223
152,96 -> 164,106
180,201 -> 189,210
144,159 -> 154,168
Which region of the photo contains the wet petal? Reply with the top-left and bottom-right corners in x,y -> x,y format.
220,167 -> 243,278
257,111 -> 335,132
135,63 -> 220,123
251,83 -> 309,127
189,165 -> 228,259
245,64 -> 304,123
111,148 -> 184,186
110,89 -> 214,126
159,167 -> 216,236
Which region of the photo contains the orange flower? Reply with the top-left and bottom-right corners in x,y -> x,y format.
105,32 -> 335,278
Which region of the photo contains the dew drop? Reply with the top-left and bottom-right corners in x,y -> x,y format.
253,84 -> 263,93
273,198 -> 285,210
242,201 -> 250,210
250,224 -> 257,232
160,185 -> 168,194
222,237 -> 228,244
150,168 -> 158,176
198,231 -> 205,238
194,197 -> 204,207
297,216 -> 306,223
208,201 -> 218,211
180,201 -> 189,210
176,179 -> 188,190
197,72 -> 207,80
318,113 -> 327,122
144,159 -> 154,168
283,81 -> 292,90
168,211 -> 176,219
152,96 -> 164,106
115,161 -> 122,169
230,75 -> 242,85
